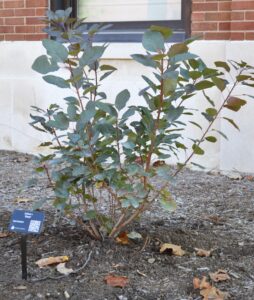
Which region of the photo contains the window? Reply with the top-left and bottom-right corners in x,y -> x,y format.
50,0 -> 191,42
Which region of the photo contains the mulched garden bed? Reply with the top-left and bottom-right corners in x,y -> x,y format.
0,150 -> 254,300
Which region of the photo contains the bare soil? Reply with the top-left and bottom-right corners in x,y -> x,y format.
0,150 -> 254,300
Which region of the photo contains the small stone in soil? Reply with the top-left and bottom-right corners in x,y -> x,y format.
13,285 -> 27,290
64,291 -> 70,299
148,258 -> 155,264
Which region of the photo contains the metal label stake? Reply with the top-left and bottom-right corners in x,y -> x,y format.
9,209 -> 45,280
21,235 -> 28,280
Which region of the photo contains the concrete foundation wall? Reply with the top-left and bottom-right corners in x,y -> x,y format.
0,41 -> 253,172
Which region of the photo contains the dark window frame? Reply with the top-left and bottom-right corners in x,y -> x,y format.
50,0 -> 191,42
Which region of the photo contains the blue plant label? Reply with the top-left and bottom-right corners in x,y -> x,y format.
9,210 -> 45,234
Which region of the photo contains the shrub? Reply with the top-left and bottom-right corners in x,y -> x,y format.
30,9 -> 254,240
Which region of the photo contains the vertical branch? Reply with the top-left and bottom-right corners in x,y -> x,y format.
47,109 -> 62,148
67,61 -> 84,111
144,58 -> 165,187
93,65 -> 98,101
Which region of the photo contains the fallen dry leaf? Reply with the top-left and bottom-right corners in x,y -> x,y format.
104,274 -> 129,288
200,286 -> 229,300
193,276 -> 211,290
200,276 -> 212,289
160,243 -> 186,256
35,256 -> 69,268
193,277 -> 201,289
195,248 -> 212,257
0,232 -> 9,238
209,269 -> 230,282
193,276 -> 229,300
116,232 -> 129,245
152,160 -> 165,167
56,263 -> 74,275
15,197 -> 32,204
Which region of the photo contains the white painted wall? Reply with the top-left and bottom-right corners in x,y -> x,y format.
0,41 -> 253,172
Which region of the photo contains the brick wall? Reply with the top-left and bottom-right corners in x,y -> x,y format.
0,0 -> 254,41
0,0 -> 48,41
192,0 -> 254,40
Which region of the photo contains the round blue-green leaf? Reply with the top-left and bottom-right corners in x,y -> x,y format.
115,89 -> 130,111
32,55 -> 59,74
43,75 -> 70,88
142,30 -> 164,53
42,39 -> 68,62
131,54 -> 157,68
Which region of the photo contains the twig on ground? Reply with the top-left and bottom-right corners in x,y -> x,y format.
29,251 -> 92,282
139,235 -> 150,252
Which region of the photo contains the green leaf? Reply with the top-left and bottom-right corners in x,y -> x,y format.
79,104 -> 96,124
171,52 -> 198,64
163,78 -> 178,95
122,197 -> 140,208
80,46 -> 106,66
175,141 -> 187,150
206,108 -> 217,117
205,136 -> 217,143
167,106 -> 184,122
115,89 -> 130,111
122,140 -> 135,150
131,54 -> 157,68
67,103 -> 77,120
189,121 -> 202,130
223,117 -> 239,130
163,71 -> 178,95
224,97 -> 247,112
156,165 -> 172,180
202,112 -> 214,122
159,189 -> 177,212
189,70 -> 202,80
100,64 -> 117,71
189,59 -> 200,70
126,164 -> 140,176
212,77 -> 226,91
43,75 -> 70,88
96,101 -> 118,117
42,39 -> 68,62
39,142 -> 52,147
191,162 -> 205,169
32,55 -> 59,74
48,112 -> 69,130
150,25 -> 172,39
195,80 -> 215,90
142,75 -> 157,92
202,91 -> 215,107
192,144 -> 204,155
142,30 -> 164,52
168,43 -> 188,57
83,210 -> 97,221
236,74 -> 251,82
100,70 -> 115,81
212,129 -> 228,140
214,61 -> 230,72
121,107 -> 136,120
